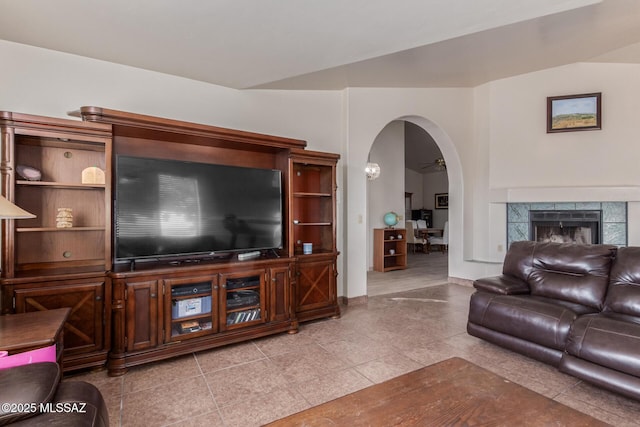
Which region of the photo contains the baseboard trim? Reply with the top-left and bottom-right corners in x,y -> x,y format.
340,295 -> 368,306
448,277 -> 474,287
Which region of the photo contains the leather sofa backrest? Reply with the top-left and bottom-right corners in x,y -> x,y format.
503,241 -> 617,309
527,242 -> 617,310
605,246 -> 640,316
503,240 -> 537,282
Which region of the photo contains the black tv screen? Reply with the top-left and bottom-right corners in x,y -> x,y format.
115,155 -> 283,261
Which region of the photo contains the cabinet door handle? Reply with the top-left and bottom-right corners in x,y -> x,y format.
150,293 -> 157,298
214,285 -> 219,290
95,296 -> 102,301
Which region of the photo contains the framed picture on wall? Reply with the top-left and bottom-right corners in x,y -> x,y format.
547,92 -> 601,133
435,193 -> 448,209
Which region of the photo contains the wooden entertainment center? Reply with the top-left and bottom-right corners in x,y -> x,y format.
0,108 -> 340,376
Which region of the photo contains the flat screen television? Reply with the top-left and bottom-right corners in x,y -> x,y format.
114,155 -> 283,263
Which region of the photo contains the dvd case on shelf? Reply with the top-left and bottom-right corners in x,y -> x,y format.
226,308 -> 261,326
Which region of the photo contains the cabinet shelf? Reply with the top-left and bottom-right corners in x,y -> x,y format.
16,227 -> 105,233
170,312 -> 212,324
171,293 -> 211,301
294,222 -> 332,226
17,180 -> 105,190
227,304 -> 260,313
226,285 -> 260,292
384,253 -> 406,258
293,192 -> 332,198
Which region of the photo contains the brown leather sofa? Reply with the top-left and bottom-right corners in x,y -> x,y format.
467,241 -> 640,401
0,362 -> 108,426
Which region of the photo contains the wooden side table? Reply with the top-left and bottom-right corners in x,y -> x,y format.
0,307 -> 70,367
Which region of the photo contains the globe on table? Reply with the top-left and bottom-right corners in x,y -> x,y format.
383,212 -> 399,228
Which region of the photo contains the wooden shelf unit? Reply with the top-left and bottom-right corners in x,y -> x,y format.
288,149 -> 340,322
373,228 -> 407,272
0,111 -> 112,371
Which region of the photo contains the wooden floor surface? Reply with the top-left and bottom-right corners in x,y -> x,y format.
265,357 -> 609,426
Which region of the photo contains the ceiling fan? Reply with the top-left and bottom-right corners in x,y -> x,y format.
420,157 -> 446,172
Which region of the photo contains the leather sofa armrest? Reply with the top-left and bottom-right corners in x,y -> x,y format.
473,275 -> 531,295
0,362 -> 60,425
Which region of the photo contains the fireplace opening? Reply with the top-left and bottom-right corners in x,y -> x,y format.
529,210 -> 601,245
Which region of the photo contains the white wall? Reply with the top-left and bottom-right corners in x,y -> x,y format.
473,62 -> 640,261
422,172 -> 449,229
344,87 -> 501,300
0,40 -> 348,293
405,169 -> 423,212
366,121 -> 405,269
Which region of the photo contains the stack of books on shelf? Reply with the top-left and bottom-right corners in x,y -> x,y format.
227,309 -> 261,325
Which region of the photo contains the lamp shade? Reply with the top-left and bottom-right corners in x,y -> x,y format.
0,196 -> 36,219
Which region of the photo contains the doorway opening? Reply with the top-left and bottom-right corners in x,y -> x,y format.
366,121 -> 449,297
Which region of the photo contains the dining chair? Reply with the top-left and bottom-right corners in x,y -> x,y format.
428,221 -> 448,253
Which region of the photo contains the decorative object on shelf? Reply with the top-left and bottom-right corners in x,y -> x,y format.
365,162 -> 381,181
179,321 -> 201,334
389,249 -> 395,255
397,234 -> 403,239
56,208 -> 73,228
435,193 -> 449,209
383,212 -> 399,228
81,166 -> 105,184
0,196 -> 36,219
303,242 -> 313,254
547,92 -> 601,133
16,165 -> 42,181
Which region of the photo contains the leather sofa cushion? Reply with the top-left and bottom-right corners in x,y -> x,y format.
527,242 -> 616,310
0,362 -> 60,425
468,291 -> 595,351
10,381 -> 109,427
565,313 -> 640,377
605,246 -> 640,317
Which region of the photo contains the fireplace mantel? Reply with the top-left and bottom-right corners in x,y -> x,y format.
489,186 -> 640,203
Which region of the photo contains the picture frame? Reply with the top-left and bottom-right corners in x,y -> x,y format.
547,92 -> 601,133
435,193 -> 448,209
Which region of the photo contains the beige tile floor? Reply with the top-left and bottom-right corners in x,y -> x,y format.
67,281 -> 640,426
367,251 -> 449,296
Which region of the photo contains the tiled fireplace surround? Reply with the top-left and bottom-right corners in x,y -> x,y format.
507,202 -> 628,247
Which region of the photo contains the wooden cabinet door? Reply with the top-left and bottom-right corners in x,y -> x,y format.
14,281 -> 105,356
269,266 -> 291,323
219,269 -> 266,331
164,276 -> 218,342
125,280 -> 162,352
295,257 -> 337,320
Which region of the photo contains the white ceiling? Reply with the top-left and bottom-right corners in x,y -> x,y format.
2,0 -> 640,90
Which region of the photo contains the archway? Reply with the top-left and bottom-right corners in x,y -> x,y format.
366,119 -> 449,295
344,113 -> 463,301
